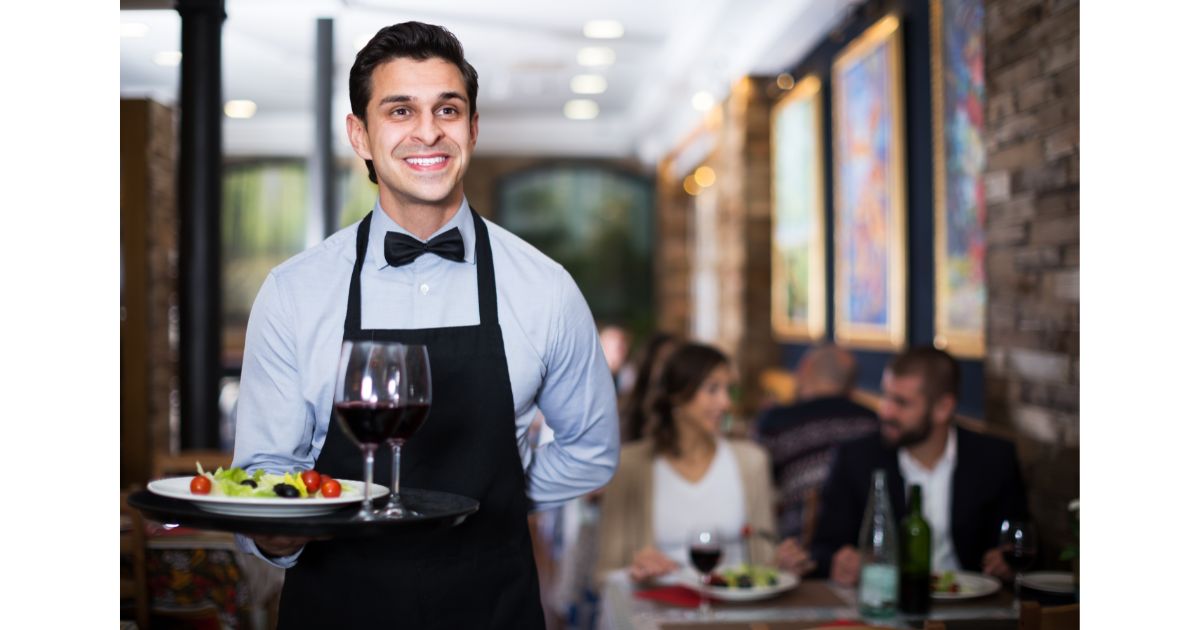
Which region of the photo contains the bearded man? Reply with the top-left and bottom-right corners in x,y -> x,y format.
808,346 -> 1029,585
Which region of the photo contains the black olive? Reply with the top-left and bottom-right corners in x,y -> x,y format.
767,575 -> 778,586
736,575 -> 753,588
274,483 -> 300,498
240,479 -> 258,489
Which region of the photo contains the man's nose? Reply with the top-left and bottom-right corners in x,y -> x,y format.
411,113 -> 443,145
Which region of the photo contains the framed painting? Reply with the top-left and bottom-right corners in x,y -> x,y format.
932,0 -> 987,358
831,15 -> 907,350
770,75 -> 826,341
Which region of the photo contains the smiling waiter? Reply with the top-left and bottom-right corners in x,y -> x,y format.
230,22 -> 620,629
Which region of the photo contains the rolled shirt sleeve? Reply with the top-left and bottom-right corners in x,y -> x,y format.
525,266 -> 620,510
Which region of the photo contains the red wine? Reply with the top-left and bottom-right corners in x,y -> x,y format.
1004,550 -> 1037,572
388,402 -> 431,443
689,546 -> 722,574
334,401 -> 402,445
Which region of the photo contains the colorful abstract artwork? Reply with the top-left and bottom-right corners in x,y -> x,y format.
771,75 -> 826,341
832,15 -> 907,350
932,0 -> 987,358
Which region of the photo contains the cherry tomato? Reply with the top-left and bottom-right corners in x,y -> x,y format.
190,475 -> 212,494
300,470 -> 321,493
320,478 -> 342,498
320,474 -> 334,488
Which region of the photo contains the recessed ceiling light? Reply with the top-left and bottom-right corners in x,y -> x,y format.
570,74 -> 608,95
154,51 -> 182,67
583,20 -> 624,39
776,73 -> 796,90
577,46 -> 615,68
564,99 -> 599,120
224,100 -> 257,119
692,91 -> 715,112
121,22 -> 149,38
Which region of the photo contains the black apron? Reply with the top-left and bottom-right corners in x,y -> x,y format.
277,210 -> 545,629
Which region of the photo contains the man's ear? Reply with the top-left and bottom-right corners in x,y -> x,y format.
469,111 -> 479,148
346,114 -> 373,161
932,393 -> 957,425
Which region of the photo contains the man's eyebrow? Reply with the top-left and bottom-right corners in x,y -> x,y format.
377,92 -> 467,106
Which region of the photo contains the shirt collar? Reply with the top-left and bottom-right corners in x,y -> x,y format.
369,197 -> 477,270
899,425 -> 958,475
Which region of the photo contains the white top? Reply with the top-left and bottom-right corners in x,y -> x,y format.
652,439 -> 747,569
232,197 -> 620,567
898,426 -> 960,572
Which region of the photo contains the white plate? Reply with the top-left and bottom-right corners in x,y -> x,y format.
147,476 -> 388,518
674,567 -> 799,602
1022,571 -> 1076,594
931,571 -> 1002,600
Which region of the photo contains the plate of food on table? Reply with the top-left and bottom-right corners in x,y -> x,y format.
930,570 -> 1002,600
147,463 -> 388,518
682,564 -> 799,602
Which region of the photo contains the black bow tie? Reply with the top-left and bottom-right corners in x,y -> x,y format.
384,228 -> 466,266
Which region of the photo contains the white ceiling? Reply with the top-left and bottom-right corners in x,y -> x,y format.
120,0 -> 857,164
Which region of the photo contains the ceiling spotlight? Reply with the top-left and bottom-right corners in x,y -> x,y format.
683,175 -> 700,196
121,22 -> 149,38
570,74 -> 608,95
692,91 -> 715,112
776,73 -> 796,90
577,46 -> 616,67
154,51 -> 182,67
694,166 -> 716,188
583,20 -> 624,39
224,100 -> 258,119
564,99 -> 599,120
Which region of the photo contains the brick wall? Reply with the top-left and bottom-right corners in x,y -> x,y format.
982,0 -> 1079,560
121,99 -> 179,486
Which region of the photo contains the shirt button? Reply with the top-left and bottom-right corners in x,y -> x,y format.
419,283 -> 430,295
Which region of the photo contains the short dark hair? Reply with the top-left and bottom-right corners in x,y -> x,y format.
349,21 -> 480,184
886,346 -> 960,405
650,343 -> 730,456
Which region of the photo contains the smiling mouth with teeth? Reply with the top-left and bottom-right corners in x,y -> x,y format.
405,156 -> 448,167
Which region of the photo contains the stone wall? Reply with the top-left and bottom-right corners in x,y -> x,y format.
121,99 -> 179,486
982,0 -> 1079,561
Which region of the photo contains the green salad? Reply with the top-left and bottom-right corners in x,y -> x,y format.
712,564 -> 780,589
195,463 -> 312,498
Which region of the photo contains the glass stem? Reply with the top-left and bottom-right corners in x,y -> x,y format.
361,446 -> 376,517
390,442 -> 402,501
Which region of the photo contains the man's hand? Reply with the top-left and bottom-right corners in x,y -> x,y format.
981,547 -> 1015,581
629,546 -> 679,583
775,537 -> 816,575
251,534 -> 316,558
831,545 -> 862,586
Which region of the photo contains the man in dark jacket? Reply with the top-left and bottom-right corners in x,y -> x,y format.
810,346 -> 1028,585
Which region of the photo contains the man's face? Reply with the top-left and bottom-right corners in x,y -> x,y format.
878,370 -> 935,448
347,57 -> 478,212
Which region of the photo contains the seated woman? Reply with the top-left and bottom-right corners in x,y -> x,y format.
595,342 -> 809,583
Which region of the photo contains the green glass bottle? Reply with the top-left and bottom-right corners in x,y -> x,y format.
899,484 -> 931,614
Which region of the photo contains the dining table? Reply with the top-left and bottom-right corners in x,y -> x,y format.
596,570 -> 1024,630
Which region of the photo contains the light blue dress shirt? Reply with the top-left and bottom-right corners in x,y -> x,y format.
232,197 -> 620,565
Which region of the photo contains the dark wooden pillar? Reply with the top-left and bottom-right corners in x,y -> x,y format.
176,0 -> 225,450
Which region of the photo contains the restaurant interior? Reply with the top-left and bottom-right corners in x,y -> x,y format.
112,0 -> 1107,627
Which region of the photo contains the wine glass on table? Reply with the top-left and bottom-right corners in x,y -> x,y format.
378,344 -> 432,518
999,519 -> 1038,607
688,528 -> 723,618
333,340 -> 407,521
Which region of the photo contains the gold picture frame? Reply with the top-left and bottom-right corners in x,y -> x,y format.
931,0 -> 987,358
831,14 -> 908,350
770,75 -> 827,341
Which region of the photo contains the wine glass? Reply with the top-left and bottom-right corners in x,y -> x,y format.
333,340 -> 407,521
378,344 -> 432,518
687,528 -> 722,618
999,519 -> 1038,606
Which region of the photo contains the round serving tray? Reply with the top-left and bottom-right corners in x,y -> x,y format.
127,487 -> 479,537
